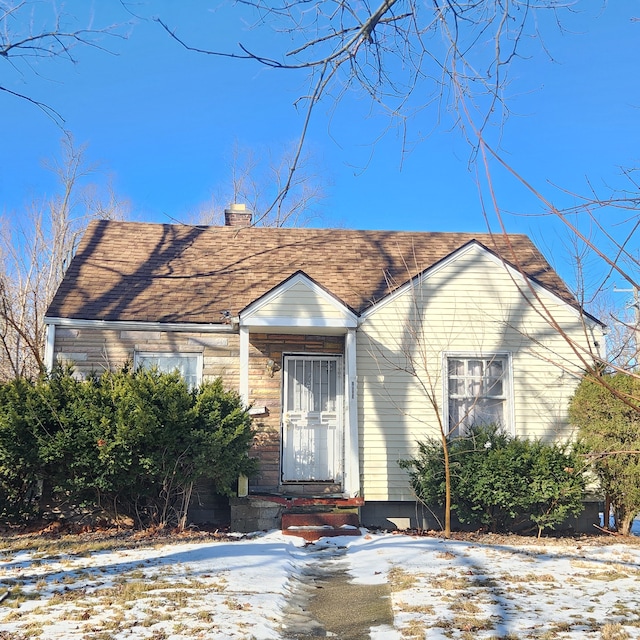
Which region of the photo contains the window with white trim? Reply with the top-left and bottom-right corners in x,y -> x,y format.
446,354 -> 510,436
134,352 -> 203,390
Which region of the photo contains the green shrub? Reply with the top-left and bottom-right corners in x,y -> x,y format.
0,377 -> 44,521
570,373 -> 640,535
190,378 -> 258,494
0,367 -> 256,529
400,424 -> 585,536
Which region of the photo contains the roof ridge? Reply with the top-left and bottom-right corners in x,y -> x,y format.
88,219 -> 528,237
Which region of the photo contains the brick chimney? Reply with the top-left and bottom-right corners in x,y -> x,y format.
224,203 -> 252,227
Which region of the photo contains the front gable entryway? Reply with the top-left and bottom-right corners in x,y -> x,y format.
239,272 -> 359,498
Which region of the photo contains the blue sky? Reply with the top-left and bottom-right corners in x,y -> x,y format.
1,2 -> 638,294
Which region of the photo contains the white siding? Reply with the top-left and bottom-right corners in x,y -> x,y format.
250,281 -> 346,321
357,246 -> 603,501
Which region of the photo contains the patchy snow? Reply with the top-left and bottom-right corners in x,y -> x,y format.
339,530 -> 640,638
1,523 -> 640,639
0,532 -> 307,639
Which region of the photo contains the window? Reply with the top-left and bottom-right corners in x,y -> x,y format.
134,352 -> 203,390
446,354 -> 510,436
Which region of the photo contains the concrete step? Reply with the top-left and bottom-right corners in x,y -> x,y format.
282,511 -> 361,541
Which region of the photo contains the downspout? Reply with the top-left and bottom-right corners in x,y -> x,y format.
44,322 -> 55,372
238,322 -> 250,498
239,324 -> 249,406
344,327 -> 360,498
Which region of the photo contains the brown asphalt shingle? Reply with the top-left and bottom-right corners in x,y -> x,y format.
45,220 -> 576,324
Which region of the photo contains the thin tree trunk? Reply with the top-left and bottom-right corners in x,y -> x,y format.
604,494 -> 612,530
179,482 -> 194,532
440,429 -> 451,539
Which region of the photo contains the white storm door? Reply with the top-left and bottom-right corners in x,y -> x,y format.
282,356 -> 343,482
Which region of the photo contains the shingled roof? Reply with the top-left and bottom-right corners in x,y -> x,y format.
46,220 -> 577,324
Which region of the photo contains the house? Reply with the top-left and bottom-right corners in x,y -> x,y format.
44,206 -> 605,531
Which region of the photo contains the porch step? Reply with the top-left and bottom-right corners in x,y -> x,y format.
282,511 -> 361,541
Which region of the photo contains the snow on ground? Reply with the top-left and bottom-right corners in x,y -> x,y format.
0,531 -> 308,639
1,523 -> 639,639
338,530 -> 640,639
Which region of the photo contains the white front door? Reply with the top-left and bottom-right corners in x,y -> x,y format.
282,355 -> 343,483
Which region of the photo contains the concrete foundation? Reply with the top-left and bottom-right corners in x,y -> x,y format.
360,500 -> 603,535
187,481 -> 230,527
230,497 -> 284,533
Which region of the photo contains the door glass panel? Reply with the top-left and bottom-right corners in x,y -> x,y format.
312,360 -> 321,411
287,358 -> 338,412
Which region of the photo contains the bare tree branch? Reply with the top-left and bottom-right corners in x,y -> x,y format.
158,1 -> 568,207
0,1 -> 126,123
193,142 -> 325,228
158,2 -> 638,414
0,136 -> 129,380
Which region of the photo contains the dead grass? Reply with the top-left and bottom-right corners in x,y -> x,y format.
0,526 -> 232,559
0,560 -> 231,640
0,587 -> 40,609
500,572 -> 556,583
388,567 -> 418,591
456,600 -> 481,614
584,570 -> 630,581
431,575 -> 471,590
401,603 -> 435,615
450,613 -> 494,632
0,534 -> 145,559
2,528 -> 640,639
600,622 -> 631,640
400,618 -> 425,639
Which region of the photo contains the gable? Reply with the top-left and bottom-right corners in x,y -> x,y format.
241,272 -> 357,329
361,241 -> 602,327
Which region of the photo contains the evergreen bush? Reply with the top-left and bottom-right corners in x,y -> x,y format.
0,377 -> 44,521
0,366 -> 256,529
400,424 -> 585,536
570,372 -> 640,535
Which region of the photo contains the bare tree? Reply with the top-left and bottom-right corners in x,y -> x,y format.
158,1 -> 569,206
0,136 -> 128,380
588,290 -> 639,373
0,1 -> 125,123
157,3 -> 635,312
191,142 -> 325,227
475,141 -> 639,377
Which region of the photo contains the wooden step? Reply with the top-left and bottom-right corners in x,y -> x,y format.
282,512 -> 361,541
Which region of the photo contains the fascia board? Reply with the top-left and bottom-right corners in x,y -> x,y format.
240,271 -> 358,326
242,316 -> 357,328
44,317 -> 236,333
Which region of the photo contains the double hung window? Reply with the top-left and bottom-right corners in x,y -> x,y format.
134,352 -> 202,390
446,354 -> 510,436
